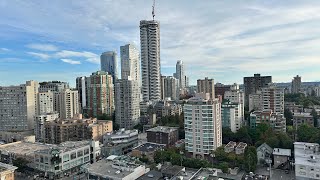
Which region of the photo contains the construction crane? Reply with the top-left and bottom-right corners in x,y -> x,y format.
152,0 -> 155,20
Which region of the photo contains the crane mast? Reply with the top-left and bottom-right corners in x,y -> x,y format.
152,0 -> 155,20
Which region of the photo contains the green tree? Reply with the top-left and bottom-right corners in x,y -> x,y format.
133,123 -> 144,132
235,127 -> 252,145
297,124 -> 317,142
311,109 -> 319,127
222,127 -> 235,144
244,146 -> 257,172
219,162 -> 229,173
284,108 -> 293,126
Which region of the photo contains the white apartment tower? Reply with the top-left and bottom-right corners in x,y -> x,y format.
175,60 -> 185,89
115,44 -> 141,129
140,20 -> 161,102
0,80 -> 38,131
120,44 -> 140,82
184,94 -> 222,158
76,76 -> 88,109
37,91 -> 54,115
100,51 -> 118,81
54,89 -> 79,119
223,83 -> 244,130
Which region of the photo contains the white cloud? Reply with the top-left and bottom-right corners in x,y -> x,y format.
27,52 -> 50,60
2,1 -> 320,83
55,50 -> 99,64
0,48 -> 10,51
61,58 -> 81,65
26,43 -> 58,51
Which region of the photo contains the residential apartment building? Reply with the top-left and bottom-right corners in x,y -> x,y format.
292,75 -> 302,94
224,83 -> 244,130
184,94 -> 222,158
44,116 -> 112,144
37,91 -> 54,114
120,44 -> 140,82
146,126 -> 179,146
100,51 -> 118,81
221,101 -> 242,132
294,142 -> 320,180
102,129 -> 138,156
261,84 -> 285,114
0,80 -> 38,131
34,112 -> 59,142
174,60 -> 186,89
248,91 -> 263,112
153,100 -> 182,119
140,20 -> 161,102
243,74 -> 272,107
38,81 -> 69,93
87,71 -> 114,117
114,79 -> 140,130
250,110 -> 286,132
76,76 -> 88,110
215,83 -> 232,99
293,112 -> 314,129
161,76 -> 179,101
53,89 -> 79,119
34,141 -> 100,179
197,77 -> 215,99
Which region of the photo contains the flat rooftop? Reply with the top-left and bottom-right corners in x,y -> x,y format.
83,156 -> 144,179
0,141 -> 92,156
146,126 -> 178,133
133,142 -> 165,152
0,162 -> 18,172
0,141 -> 51,157
294,142 -> 320,167
273,148 -> 291,156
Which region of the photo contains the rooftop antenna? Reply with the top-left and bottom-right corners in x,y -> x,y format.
152,0 -> 155,20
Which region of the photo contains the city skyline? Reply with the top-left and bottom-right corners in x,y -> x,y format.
1,0 -> 320,86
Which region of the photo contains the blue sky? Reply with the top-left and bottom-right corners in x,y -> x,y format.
1,0 -> 320,87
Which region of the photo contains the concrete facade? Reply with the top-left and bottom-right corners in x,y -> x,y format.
0,80 -> 38,131
184,94 -> 222,158
140,20 -> 161,102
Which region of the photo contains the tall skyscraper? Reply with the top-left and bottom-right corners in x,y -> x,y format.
100,51 -> 118,81
0,80 -> 38,131
120,44 -> 140,82
243,74 -> 272,107
140,20 -> 161,102
114,44 -> 141,129
175,60 -> 185,89
197,77 -> 215,99
76,76 -> 88,110
161,76 -> 179,100
292,75 -> 301,94
87,71 -> 114,117
184,94 -> 222,158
